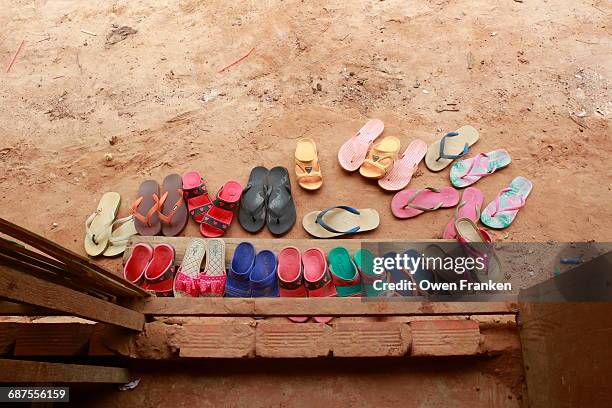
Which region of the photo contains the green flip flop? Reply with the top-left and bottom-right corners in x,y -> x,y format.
328,247 -> 362,297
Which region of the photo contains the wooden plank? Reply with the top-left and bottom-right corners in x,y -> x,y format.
256,322 -> 331,358
0,265 -> 145,331
332,321 -> 410,357
0,217 -> 148,298
0,300 -> 61,316
14,323 -> 94,356
0,322 -> 18,354
178,323 -> 255,358
133,297 -> 518,316
0,359 -> 130,383
411,320 -> 480,356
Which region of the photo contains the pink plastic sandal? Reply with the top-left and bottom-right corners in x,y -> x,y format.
442,187 -> 484,239
391,186 -> 459,219
378,139 -> 427,191
338,119 -> 384,171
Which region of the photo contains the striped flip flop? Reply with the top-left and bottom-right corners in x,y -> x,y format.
378,139 -> 427,191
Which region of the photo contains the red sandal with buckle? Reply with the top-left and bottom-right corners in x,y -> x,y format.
182,171 -> 213,223
200,181 -> 242,238
159,174 -> 188,237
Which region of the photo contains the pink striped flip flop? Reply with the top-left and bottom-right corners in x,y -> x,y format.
378,139 -> 427,191
338,119 -> 384,171
391,186 -> 459,219
442,187 -> 484,239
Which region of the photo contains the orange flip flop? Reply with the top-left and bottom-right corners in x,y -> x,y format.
359,136 -> 401,179
295,138 -> 323,190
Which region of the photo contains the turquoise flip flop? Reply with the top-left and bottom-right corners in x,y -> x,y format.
328,247 -> 362,297
449,149 -> 511,188
480,176 -> 533,229
354,249 -> 386,297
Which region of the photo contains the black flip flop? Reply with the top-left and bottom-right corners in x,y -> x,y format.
266,166 -> 296,236
239,166 -> 269,233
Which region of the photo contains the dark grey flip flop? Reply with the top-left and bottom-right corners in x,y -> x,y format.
132,180 -> 161,236
239,166 -> 269,233
266,166 -> 296,236
160,174 -> 188,237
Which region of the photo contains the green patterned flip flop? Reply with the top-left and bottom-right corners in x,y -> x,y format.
450,149 -> 511,188
481,176 -> 533,229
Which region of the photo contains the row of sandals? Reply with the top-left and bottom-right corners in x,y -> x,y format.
85,120 -> 532,258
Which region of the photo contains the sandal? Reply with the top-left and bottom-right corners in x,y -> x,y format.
455,218 -> 503,282
102,215 -> 137,257
198,238 -> 226,297
328,247 -> 362,297
159,174 -> 188,237
226,242 -> 256,297
303,247 -> 336,323
182,171 -> 212,223
249,250 -> 279,297
355,248 -> 386,297
131,180 -> 162,236
143,244 -> 175,296
174,239 -> 207,297
200,181 -> 242,238
266,167 -> 296,236
442,187 -> 484,239
295,138 -> 323,190
480,176 -> 533,229
425,125 -> 479,172
302,206 -> 380,238
238,167 -> 269,233
359,136 -> 401,179
378,139 -> 427,191
391,187 -> 459,219
84,192 -> 121,256
338,119 -> 384,171
123,243 -> 153,287
449,149 -> 511,188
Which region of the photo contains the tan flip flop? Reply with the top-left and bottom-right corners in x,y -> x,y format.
84,192 -> 121,256
295,138 -> 323,190
302,205 -> 380,238
102,215 -> 137,257
425,125 -> 479,172
359,136 -> 401,179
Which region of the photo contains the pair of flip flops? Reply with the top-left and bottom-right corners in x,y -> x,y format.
295,138 -> 323,190
338,119 -> 426,190
84,192 -> 137,257
123,243 -> 175,296
182,171 -> 242,237
225,243 -> 279,297
132,174 -> 188,237
239,166 -> 296,235
173,238 -> 226,297
277,246 -> 336,323
303,205 -> 380,238
425,125 -> 480,172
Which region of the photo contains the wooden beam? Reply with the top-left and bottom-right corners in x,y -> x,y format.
0,359 -> 130,383
132,297 -> 518,316
0,265 -> 144,331
0,217 -> 148,298
0,300 -> 61,316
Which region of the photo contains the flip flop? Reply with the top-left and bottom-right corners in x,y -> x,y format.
159,174 -> 188,237
354,248 -> 386,297
198,238 -> 226,297
123,243 -> 153,287
295,138 -> 323,190
391,187 -> 459,219
182,171 -> 212,223
442,187 -> 484,239
328,247 -> 362,297
378,139 -> 427,191
200,181 -> 242,238
174,239 -> 207,297
425,125 -> 480,172
226,242 -> 256,297
277,246 -> 308,322
303,247 -> 336,323
84,192 -> 121,256
455,218 -> 503,282
131,180 -> 162,236
450,150 -> 512,188
338,119 -> 384,171
102,215 -> 137,257
359,136 -> 401,179
249,250 -> 279,297
266,167 -> 296,236
302,206 -> 380,238
480,176 -> 533,229
239,167 -> 269,233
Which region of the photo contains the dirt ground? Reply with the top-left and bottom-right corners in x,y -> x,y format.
0,0 -> 609,404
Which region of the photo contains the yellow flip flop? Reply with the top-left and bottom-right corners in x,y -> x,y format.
295,138 -> 323,190
359,136 -> 401,179
84,192 -> 121,256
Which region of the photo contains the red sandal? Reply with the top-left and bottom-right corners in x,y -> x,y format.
200,181 -> 242,238
182,171 -> 213,223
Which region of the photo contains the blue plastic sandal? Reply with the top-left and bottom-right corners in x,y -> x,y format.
226,242 -> 256,297
249,250 -> 279,297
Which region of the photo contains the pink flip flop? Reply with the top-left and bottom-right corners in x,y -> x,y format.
338,119 -> 384,171
378,139 -> 427,191
391,186 -> 459,219
442,187 -> 484,239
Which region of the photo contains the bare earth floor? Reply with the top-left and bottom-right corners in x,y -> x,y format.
0,0 -> 610,404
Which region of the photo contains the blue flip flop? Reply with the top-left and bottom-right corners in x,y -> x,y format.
226,242 -> 256,297
249,250 -> 279,297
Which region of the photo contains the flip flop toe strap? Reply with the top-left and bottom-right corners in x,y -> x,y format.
316,206 -> 361,234
158,189 -> 185,225
402,187 -> 444,211
267,184 -> 293,221
490,188 -> 525,216
459,153 -> 498,179
131,195 -> 160,227
84,210 -> 111,245
438,131 -> 469,161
